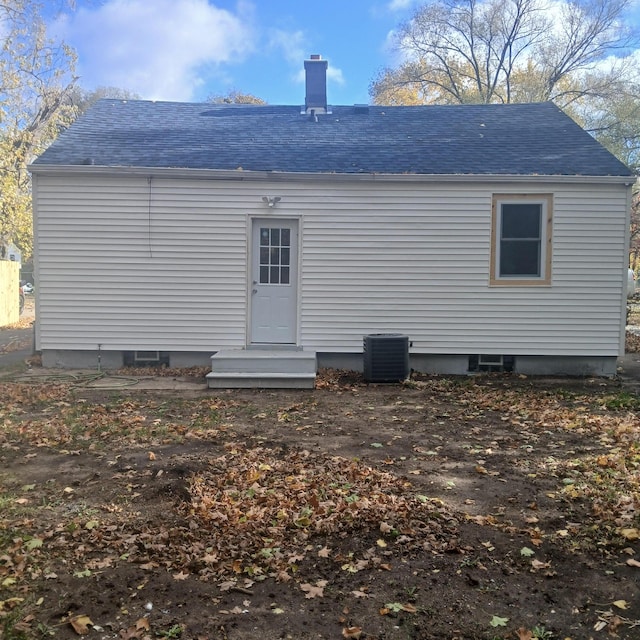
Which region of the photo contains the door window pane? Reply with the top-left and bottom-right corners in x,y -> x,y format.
257,226 -> 293,284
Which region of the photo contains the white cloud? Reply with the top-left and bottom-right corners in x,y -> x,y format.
269,31 -> 345,90
268,28 -> 307,66
386,0 -> 419,11
54,0 -> 256,101
327,66 -> 345,86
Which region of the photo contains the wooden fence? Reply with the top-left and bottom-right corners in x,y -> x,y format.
0,259 -> 20,326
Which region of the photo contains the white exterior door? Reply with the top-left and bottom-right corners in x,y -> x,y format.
250,218 -> 298,344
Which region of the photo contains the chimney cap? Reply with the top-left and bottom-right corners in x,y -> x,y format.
309,54 -> 322,60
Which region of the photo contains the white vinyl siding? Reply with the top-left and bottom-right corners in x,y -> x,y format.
32,173 -> 630,357
33,175 -> 248,351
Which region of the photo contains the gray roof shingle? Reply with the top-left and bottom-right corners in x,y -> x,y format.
32,99 -> 633,177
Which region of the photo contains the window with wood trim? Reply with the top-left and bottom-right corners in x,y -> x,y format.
491,194 -> 552,285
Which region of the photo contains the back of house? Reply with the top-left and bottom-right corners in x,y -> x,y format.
29,56 -> 635,381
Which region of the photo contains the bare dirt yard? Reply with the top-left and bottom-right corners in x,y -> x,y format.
1,358 -> 640,640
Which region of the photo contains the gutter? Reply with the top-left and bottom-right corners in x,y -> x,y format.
28,164 -> 636,186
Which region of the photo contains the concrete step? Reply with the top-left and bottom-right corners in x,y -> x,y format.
207,349 -> 317,389
210,350 -> 316,374
206,372 -> 316,389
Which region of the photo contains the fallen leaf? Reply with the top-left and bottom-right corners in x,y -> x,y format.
25,538 -> 43,550
73,569 -> 91,578
300,582 -> 325,598
382,602 -> 416,614
626,558 -> 640,568
612,600 -> 629,610
351,590 -> 369,599
218,580 -> 236,591
148,452 -> 156,461
317,546 -> 331,558
172,571 -> 189,581
342,626 -> 363,639
376,539 -> 387,548
135,618 -> 150,631
520,547 -> 535,557
69,614 -> 93,635
516,627 -> 533,640
619,528 -> 640,540
489,615 -> 509,627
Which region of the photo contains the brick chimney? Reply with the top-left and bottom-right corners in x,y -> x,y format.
304,54 -> 328,114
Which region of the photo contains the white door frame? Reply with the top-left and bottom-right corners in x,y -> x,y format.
247,216 -> 300,346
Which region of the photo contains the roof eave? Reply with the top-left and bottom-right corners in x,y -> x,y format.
28,164 -> 636,185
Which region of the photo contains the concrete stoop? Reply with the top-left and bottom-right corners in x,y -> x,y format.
207,349 -> 317,389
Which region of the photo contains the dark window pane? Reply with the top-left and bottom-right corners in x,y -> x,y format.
281,247 -> 290,266
271,228 -> 280,245
281,228 -> 290,246
500,240 -> 540,276
260,228 -> 269,246
260,247 -> 269,265
502,204 -> 541,239
270,247 -> 280,265
270,266 -> 280,283
260,266 -> 269,283
281,267 -> 290,284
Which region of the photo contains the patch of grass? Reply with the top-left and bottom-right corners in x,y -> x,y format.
157,624 -> 184,639
532,625 -> 554,639
0,606 -> 30,640
600,391 -> 640,411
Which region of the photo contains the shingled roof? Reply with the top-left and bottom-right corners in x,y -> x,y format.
31,99 -> 632,177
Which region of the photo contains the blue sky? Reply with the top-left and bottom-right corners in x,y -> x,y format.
49,0 -> 640,106
50,0 -> 421,105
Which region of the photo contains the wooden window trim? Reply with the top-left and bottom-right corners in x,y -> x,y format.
490,193 -> 553,286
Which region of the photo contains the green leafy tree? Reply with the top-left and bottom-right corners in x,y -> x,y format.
0,0 -> 78,261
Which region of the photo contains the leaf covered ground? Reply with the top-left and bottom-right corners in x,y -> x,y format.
1,367 -> 640,640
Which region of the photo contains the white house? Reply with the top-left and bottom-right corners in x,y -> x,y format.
29,57 -> 634,385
